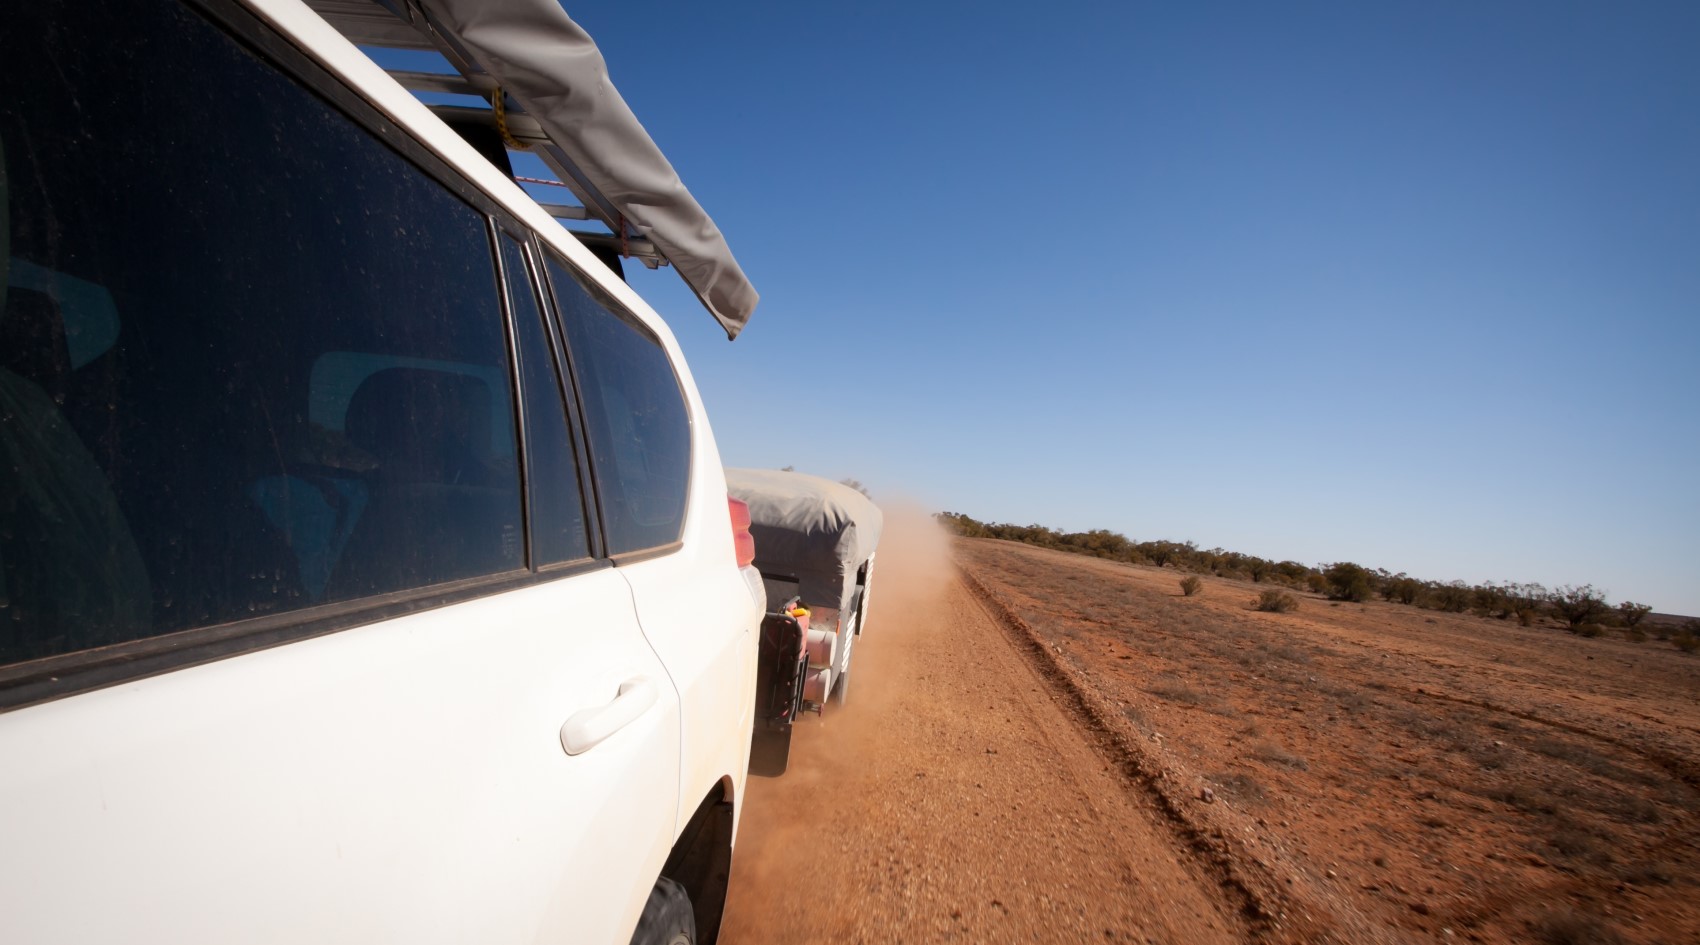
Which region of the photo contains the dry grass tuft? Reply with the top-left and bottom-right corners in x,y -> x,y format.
1605,792 -> 1662,824
1250,742 -> 1309,770
1209,771 -> 1267,802
1548,826 -> 1613,864
1533,907 -> 1624,945
1484,784 -> 1556,816
1148,680 -> 1213,707
1617,860 -> 1674,885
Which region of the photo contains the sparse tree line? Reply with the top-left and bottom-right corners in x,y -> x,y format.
935,512 -> 1697,651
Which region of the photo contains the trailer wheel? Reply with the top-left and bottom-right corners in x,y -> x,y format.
830,627 -> 853,709
628,877 -> 695,945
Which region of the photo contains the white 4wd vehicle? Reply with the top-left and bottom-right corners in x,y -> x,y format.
0,1 -> 764,943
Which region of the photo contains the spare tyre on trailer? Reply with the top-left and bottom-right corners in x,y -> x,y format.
726,468 -> 881,776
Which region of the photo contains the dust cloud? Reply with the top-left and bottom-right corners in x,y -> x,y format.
754,500 -> 953,766
720,502 -> 956,938
865,501 -> 954,622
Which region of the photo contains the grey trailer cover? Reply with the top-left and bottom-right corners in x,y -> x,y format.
725,468 -> 882,617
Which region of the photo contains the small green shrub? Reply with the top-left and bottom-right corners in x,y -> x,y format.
1551,584 -> 1609,630
1254,590 -> 1298,613
1473,583 -> 1513,619
1386,576 -> 1422,605
1674,630 -> 1699,654
1623,626 -> 1647,643
1179,575 -> 1203,597
1431,581 -> 1472,613
1617,601 -> 1652,630
1323,562 -> 1374,602
1576,623 -> 1605,638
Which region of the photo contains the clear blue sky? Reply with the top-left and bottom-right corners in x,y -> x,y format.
554,2 -> 1697,614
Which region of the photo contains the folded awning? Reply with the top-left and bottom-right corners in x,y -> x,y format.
307,0 -> 759,338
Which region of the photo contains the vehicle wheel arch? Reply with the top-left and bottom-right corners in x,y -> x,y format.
655,777 -> 736,945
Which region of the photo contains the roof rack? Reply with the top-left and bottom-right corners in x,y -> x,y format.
304,0 -> 757,338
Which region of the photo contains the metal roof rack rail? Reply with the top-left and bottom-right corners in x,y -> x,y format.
304,0 -> 758,338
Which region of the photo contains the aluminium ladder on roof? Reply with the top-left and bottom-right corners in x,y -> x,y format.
302,0 -> 758,338
304,0 -> 654,261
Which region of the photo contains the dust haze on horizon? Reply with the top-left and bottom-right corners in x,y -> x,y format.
559,1 -> 1699,617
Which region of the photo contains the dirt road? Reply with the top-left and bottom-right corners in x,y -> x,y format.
719,512 -> 1251,944
721,520 -> 1699,944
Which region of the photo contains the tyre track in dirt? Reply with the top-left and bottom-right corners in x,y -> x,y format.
956,566 -> 1347,945
719,512 -> 1251,945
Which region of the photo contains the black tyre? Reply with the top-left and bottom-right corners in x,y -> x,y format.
628,877 -> 695,945
829,628 -> 853,709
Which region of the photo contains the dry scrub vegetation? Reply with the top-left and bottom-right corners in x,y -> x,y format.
957,537 -> 1700,945
938,513 -> 1697,652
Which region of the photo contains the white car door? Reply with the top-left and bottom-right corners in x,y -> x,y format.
0,571 -> 680,944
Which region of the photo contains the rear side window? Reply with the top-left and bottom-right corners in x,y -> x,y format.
544,252 -> 691,555
501,234 -> 590,565
0,0 -> 523,668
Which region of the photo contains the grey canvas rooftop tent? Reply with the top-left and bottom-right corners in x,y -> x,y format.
306,0 -> 758,339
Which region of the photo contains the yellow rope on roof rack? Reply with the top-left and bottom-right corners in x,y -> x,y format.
492,87 -> 527,151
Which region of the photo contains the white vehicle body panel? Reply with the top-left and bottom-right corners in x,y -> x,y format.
0,0 -> 761,941
0,572 -> 682,944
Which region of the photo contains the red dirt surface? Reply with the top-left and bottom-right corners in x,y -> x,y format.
719,527 -> 1699,945
720,512 -> 1249,944
955,538 -> 1700,945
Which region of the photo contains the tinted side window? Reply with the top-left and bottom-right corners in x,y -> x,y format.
501,235 -> 590,565
544,252 -> 691,555
0,0 -> 522,667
